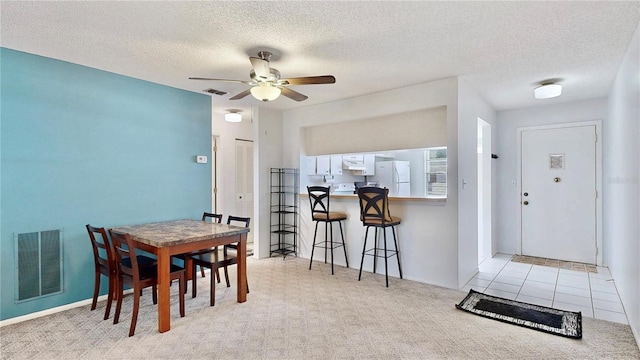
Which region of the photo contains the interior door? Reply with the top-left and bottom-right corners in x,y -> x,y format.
234,139 -> 254,220
521,125 -> 597,264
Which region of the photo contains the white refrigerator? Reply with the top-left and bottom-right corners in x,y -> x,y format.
370,161 -> 411,196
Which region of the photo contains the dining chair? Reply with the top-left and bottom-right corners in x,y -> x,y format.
190,215 -> 250,306
173,212 -> 223,283
356,187 -> 403,287
85,224 -> 116,320
307,186 -> 349,274
109,230 -> 185,337
86,224 -> 157,320
200,212 -> 224,282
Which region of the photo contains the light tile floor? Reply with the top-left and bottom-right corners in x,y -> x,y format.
461,253 -> 629,325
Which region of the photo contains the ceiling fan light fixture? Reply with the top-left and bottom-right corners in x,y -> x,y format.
225,112 -> 242,123
534,82 -> 562,99
250,82 -> 281,102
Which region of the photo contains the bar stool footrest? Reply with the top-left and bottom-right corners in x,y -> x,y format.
362,248 -> 399,259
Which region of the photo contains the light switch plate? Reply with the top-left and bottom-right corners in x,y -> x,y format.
196,155 -> 208,164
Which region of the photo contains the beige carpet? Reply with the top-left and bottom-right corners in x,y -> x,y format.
1,256 -> 639,359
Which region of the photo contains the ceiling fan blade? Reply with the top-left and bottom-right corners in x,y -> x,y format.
249,57 -> 271,80
279,75 -> 336,86
189,77 -> 254,85
229,88 -> 252,100
279,86 -> 308,102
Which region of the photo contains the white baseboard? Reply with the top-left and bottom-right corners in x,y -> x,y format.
0,290 -> 133,328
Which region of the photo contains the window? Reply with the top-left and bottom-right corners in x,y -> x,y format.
425,147 -> 447,197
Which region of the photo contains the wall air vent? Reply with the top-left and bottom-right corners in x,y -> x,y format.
204,88 -> 228,96
15,229 -> 64,302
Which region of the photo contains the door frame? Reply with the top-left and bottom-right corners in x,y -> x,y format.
516,120 -> 603,265
212,135 -> 220,214
477,118 -> 492,263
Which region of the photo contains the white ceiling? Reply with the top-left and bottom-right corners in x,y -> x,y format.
2,1 -> 639,118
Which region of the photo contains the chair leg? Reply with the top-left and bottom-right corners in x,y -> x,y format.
210,269 -> 216,306
151,285 -> 157,305
104,274 -> 115,320
358,227 -> 370,281
215,268 -> 221,283
330,221 -> 335,275
91,271 -> 100,311
179,273 -> 185,317
223,266 -> 231,288
200,266 -> 206,278
373,228 -> 379,274
309,221 -> 319,270
383,227 -> 389,288
192,261 -> 198,298
129,287 -> 140,337
324,221 -> 328,264
339,221 -> 349,268
392,226 -> 403,279
113,279 -> 124,325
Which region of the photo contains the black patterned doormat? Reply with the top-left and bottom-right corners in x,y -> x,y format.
456,289 -> 582,339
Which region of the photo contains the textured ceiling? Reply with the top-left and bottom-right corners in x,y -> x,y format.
2,1 -> 639,117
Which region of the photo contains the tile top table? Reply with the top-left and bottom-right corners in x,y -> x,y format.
111,219 -> 249,333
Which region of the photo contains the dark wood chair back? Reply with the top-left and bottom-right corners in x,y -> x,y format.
227,215 -> 251,228
202,212 -> 223,223
224,215 -> 251,252
109,231 -> 140,281
86,224 -> 114,277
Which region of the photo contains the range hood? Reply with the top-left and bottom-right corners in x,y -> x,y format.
343,159 -> 367,171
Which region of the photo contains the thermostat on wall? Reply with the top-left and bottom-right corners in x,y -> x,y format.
196,155 -> 208,164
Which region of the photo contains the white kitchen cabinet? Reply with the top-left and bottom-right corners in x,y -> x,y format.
306,156 -> 317,175
362,154 -> 375,175
330,155 -> 343,175
316,155 -> 331,175
307,155 -> 332,175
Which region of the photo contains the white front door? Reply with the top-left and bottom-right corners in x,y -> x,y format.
520,125 -> 597,264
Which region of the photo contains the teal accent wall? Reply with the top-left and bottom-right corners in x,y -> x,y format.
0,48 -> 212,320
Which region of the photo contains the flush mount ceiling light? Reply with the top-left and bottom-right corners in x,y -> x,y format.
224,112 -> 242,123
250,82 -> 281,102
534,82 -> 562,99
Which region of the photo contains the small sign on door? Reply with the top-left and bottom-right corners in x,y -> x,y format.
549,154 -> 564,169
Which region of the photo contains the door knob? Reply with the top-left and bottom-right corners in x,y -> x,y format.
523,192 -> 528,197
523,201 -> 529,205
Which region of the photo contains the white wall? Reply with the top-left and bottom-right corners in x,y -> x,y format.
457,79 -> 497,287
254,106 -> 284,259
282,78 -> 462,289
495,98 -> 608,254
604,22 -> 639,345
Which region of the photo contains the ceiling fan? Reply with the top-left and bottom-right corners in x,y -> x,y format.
189,51 -> 335,102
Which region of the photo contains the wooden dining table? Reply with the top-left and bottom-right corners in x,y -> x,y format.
111,219 -> 249,333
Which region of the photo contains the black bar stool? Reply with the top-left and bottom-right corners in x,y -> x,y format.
307,186 -> 349,274
356,187 -> 403,287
